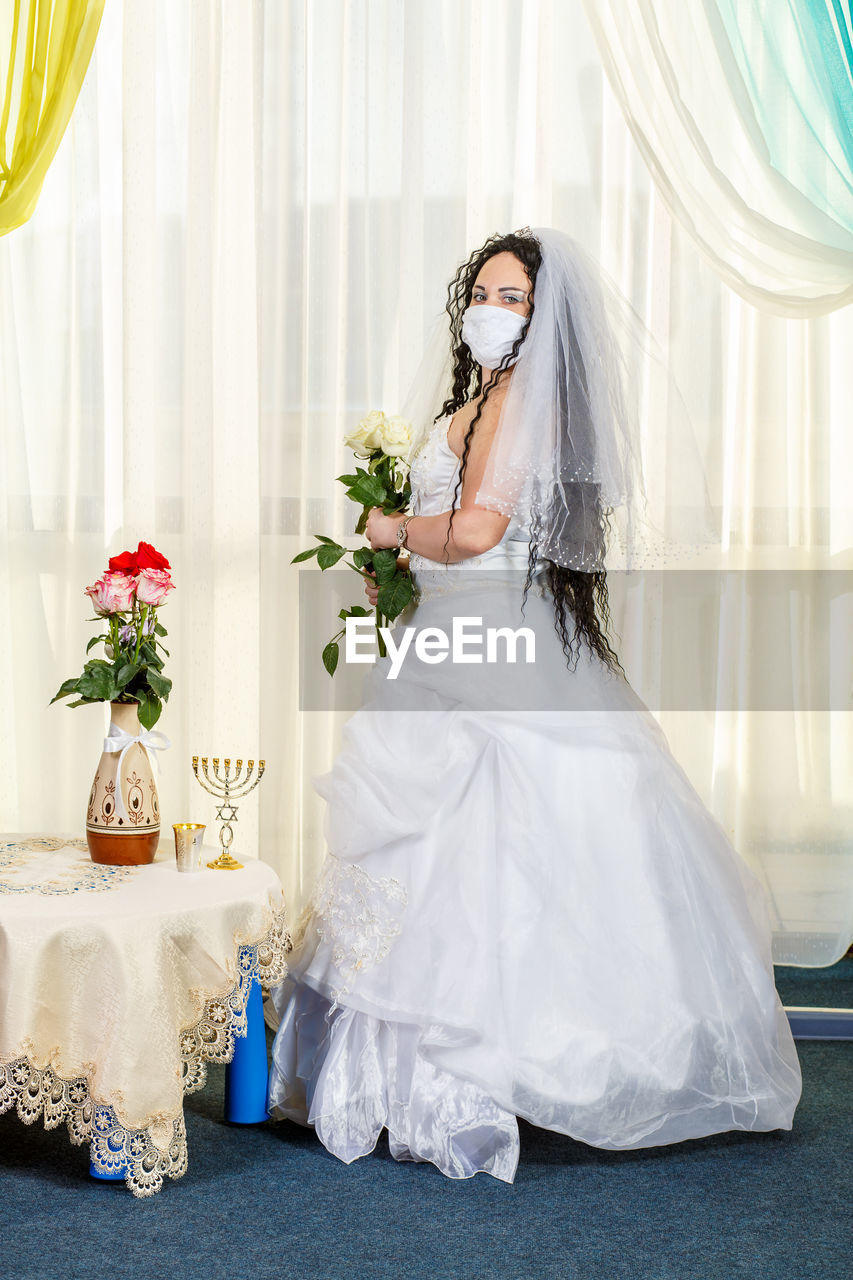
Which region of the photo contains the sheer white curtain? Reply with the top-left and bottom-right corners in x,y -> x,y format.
0,0 -> 263,864
1,0 -> 850,962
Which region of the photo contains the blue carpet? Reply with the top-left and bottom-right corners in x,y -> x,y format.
772,957 -> 853,1009
4,960 -> 852,1280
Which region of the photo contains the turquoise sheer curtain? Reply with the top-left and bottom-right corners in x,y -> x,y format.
808,1 -> 853,162
713,0 -> 852,234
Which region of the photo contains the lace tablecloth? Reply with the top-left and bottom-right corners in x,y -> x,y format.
0,835 -> 290,1196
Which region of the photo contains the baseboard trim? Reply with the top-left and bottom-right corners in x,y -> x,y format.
784,1007 -> 853,1040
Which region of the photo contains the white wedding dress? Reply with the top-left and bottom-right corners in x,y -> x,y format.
267,413 -> 803,1182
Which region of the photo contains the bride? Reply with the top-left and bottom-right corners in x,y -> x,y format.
267,227 -> 802,1182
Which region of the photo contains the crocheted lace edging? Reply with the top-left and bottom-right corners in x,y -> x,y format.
0,908 -> 291,1197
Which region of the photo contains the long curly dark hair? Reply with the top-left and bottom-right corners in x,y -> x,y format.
437,230 -> 624,676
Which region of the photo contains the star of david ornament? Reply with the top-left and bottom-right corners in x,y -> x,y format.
191,756 -> 266,870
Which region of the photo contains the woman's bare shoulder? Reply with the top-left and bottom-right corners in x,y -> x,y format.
448,390 -> 506,453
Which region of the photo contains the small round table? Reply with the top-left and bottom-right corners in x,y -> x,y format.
0,835 -> 290,1197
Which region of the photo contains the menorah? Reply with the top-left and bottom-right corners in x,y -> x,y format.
191,756 -> 266,870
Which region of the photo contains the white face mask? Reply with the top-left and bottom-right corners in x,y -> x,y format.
461,304 -> 527,370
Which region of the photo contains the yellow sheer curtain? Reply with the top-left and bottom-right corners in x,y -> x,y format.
0,0 -> 104,235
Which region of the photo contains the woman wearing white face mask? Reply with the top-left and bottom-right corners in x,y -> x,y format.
359,241 -> 540,591
267,228 -> 802,1183
460,273 -> 529,371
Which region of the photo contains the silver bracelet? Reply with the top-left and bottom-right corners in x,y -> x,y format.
396,515 -> 414,549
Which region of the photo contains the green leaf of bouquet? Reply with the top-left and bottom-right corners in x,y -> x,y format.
372,548 -> 399,584
322,640 -> 340,677
335,473 -> 359,487
337,604 -> 373,620
354,509 -> 369,536
313,535 -> 338,545
86,635 -> 106,654
347,474 -> 387,507
50,677 -> 81,704
147,669 -> 172,699
154,622 -> 168,637
136,689 -> 162,730
291,546 -> 321,563
351,546 -> 373,569
67,697 -> 100,708
377,573 -> 414,619
317,544 -> 347,570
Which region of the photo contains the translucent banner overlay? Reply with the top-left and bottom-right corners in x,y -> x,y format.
297,569 -> 853,713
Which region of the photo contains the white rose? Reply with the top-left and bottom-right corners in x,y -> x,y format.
344,409 -> 385,453
380,415 -> 413,458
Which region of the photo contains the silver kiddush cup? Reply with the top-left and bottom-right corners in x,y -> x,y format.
173,823 -> 206,873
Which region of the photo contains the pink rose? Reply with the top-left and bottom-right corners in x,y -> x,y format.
84,585 -> 110,617
135,567 -> 174,606
85,571 -> 137,615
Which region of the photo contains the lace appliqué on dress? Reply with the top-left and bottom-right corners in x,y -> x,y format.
408,419 -> 479,604
0,909 -> 292,1198
408,414 -> 455,506
308,854 -> 407,1004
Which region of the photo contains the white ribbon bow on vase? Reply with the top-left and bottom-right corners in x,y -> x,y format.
102,722 -> 171,824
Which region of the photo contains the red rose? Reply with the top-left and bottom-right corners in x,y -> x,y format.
136,541 -> 171,571
108,550 -> 139,575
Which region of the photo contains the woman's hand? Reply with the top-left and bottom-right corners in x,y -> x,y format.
365,507 -> 401,550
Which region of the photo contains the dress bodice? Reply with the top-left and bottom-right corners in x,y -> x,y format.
407,414 -> 537,597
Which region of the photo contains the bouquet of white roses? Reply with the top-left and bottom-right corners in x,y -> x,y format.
293,410 -> 415,673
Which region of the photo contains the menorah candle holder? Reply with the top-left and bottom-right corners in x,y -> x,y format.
191,756 -> 266,870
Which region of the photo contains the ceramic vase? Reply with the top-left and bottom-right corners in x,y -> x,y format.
86,701 -> 160,865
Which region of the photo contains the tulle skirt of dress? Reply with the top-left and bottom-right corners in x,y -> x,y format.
268,574 -> 803,1183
